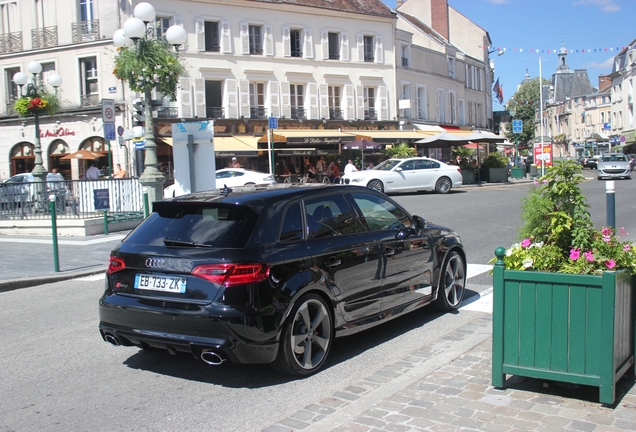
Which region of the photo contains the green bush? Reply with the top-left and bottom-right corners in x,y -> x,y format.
480,151 -> 508,168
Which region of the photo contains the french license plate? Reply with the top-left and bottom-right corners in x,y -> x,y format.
134,274 -> 187,293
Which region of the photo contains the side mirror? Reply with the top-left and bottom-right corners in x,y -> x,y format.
394,167 -> 402,172
413,215 -> 426,230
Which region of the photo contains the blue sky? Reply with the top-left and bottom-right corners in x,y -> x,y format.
382,0 -> 634,109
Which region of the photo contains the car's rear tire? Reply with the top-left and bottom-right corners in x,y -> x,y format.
435,177 -> 452,194
367,179 -> 384,193
435,251 -> 466,311
272,293 -> 333,376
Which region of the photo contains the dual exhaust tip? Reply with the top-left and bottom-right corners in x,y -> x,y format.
103,332 -> 226,366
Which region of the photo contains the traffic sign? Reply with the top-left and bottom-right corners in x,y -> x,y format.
103,123 -> 116,141
512,119 -> 523,134
102,99 -> 116,123
269,117 -> 278,129
117,125 -> 124,136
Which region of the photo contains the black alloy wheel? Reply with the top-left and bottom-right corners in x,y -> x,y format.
367,179 -> 384,193
435,176 -> 452,194
435,251 -> 466,311
272,294 -> 333,376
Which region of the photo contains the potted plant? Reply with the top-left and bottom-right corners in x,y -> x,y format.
479,151 -> 508,183
491,160 -> 636,405
452,147 -> 475,184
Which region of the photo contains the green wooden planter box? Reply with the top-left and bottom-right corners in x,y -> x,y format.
461,169 -> 476,185
492,248 -> 635,405
510,167 -> 524,179
479,167 -> 508,183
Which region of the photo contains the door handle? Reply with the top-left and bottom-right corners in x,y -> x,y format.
383,247 -> 395,256
325,257 -> 341,268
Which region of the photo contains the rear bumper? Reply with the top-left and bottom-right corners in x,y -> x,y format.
98,297 -> 279,365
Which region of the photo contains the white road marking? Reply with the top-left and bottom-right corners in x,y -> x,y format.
77,274 -> 105,282
466,263 -> 491,279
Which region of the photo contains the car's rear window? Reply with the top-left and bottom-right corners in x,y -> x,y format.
124,203 -> 258,248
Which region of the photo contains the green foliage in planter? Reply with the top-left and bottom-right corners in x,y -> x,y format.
384,143 -> 415,158
113,39 -> 185,101
480,151 -> 508,168
452,147 -> 474,170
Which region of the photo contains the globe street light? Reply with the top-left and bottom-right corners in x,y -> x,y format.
113,2 -> 187,204
13,61 -> 63,184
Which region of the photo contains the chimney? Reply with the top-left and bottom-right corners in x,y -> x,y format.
598,74 -> 611,92
431,0 -> 449,41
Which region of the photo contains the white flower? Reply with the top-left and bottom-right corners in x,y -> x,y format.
506,248 -> 513,257
530,242 -> 544,248
522,258 -> 533,268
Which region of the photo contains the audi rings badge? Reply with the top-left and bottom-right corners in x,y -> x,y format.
145,258 -> 165,268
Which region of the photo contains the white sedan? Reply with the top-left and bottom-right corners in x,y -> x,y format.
215,168 -> 277,188
341,157 -> 462,194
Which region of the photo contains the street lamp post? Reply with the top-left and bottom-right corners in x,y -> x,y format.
12,62 -> 63,184
113,2 -> 187,204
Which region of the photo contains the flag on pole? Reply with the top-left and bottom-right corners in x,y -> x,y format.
493,78 -> 503,104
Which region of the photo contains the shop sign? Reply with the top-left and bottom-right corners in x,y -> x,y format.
288,137 -> 344,145
41,128 -> 76,137
215,151 -> 259,158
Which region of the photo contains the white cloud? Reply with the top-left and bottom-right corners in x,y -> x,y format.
487,0 -> 510,4
583,57 -> 615,70
572,0 -> 620,12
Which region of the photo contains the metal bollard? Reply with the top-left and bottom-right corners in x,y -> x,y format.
606,181 -> 615,229
49,194 -> 60,272
103,210 -> 109,235
143,187 -> 149,218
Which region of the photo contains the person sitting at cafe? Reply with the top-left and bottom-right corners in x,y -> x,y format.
86,163 -> 100,179
327,161 -> 340,183
229,157 -> 241,168
306,164 -> 317,182
113,163 -> 127,178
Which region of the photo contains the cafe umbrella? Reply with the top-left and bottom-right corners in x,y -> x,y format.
342,139 -> 384,170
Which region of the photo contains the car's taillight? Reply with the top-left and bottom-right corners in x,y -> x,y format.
191,263 -> 270,287
107,256 -> 126,274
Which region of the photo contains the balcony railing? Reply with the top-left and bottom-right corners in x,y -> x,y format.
206,107 -> 224,119
156,107 -> 178,118
291,107 -> 306,120
364,109 -> 377,121
32,26 -> 58,49
72,20 -> 100,43
81,94 -> 100,107
329,109 -> 343,120
0,31 -> 22,53
250,107 -> 267,119
401,57 -> 409,67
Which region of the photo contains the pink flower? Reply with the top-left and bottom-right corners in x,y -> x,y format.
625,244 -> 632,252
606,259 -> 616,270
521,238 -> 531,248
620,227 -> 628,236
584,250 -> 595,262
602,227 -> 612,237
603,235 -> 611,243
569,248 -> 580,261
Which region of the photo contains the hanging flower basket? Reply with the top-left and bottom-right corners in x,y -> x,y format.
14,93 -> 59,117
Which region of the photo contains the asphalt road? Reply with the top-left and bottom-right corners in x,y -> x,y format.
1,177 -> 634,431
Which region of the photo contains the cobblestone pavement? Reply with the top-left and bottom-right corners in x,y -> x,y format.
264,315 -> 636,432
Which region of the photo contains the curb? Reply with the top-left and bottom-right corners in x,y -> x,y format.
0,266 -> 107,293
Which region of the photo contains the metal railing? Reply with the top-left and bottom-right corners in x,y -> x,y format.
329,109 -> 343,120
32,26 -> 58,49
206,106 -> 224,119
0,178 -> 144,220
72,20 -> 100,43
364,109 -> 377,121
250,107 -> 267,119
291,107 -> 306,120
0,31 -> 22,53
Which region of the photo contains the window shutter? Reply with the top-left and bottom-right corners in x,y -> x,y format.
356,33 -> 364,62
344,84 -> 355,120
194,78 -> 206,118
378,86 -> 388,121
445,92 -> 451,123
308,82 -> 319,120
410,85 -> 416,119
303,28 -> 313,59
268,81 -> 280,117
178,77 -> 192,118
264,24 -> 274,56
355,85 -> 364,119
319,83 -> 329,119
321,29 -> 329,60
282,26 -> 291,58
195,17 -> 205,52
239,79 -> 250,117
240,22 -> 249,54
280,81 -> 291,118
221,20 -> 232,53
374,35 -> 383,64
224,78 -> 238,118
340,32 -> 349,61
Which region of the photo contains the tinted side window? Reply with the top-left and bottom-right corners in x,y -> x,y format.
415,160 -> 432,170
350,192 -> 411,231
400,161 -> 415,170
304,194 -> 363,238
216,171 -> 232,179
280,203 -> 303,242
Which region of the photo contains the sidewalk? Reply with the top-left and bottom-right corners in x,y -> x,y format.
264,312 -> 636,432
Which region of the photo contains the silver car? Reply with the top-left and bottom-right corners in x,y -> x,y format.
597,153 -> 632,180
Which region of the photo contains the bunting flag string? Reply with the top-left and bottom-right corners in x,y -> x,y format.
480,46 -> 634,55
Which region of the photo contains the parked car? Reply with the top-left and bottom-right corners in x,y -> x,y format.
597,153 -> 632,180
340,157 -> 462,194
577,156 -> 598,169
163,168 -> 277,198
99,184 -> 466,376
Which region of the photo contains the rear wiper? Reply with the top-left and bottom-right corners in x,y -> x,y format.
163,238 -> 214,248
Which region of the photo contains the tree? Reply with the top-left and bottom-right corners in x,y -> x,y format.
504,77 -> 550,147
384,143 -> 416,158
